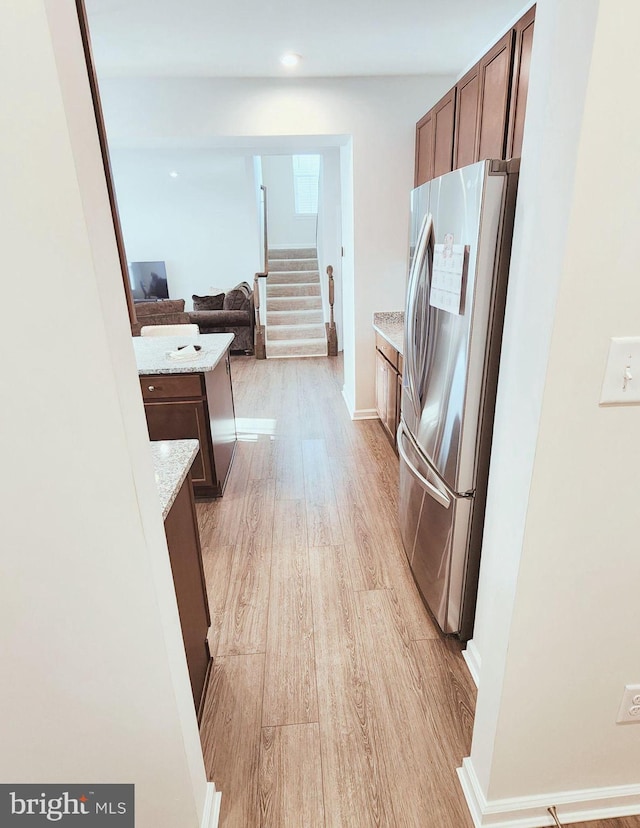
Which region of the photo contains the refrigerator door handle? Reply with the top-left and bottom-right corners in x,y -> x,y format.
405,212 -> 434,419
397,421 -> 451,510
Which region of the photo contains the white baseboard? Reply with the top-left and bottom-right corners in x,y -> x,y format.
458,757 -> 640,827
462,638 -> 481,687
351,408 -> 378,420
340,387 -> 354,418
201,783 -> 222,828
339,386 -> 378,421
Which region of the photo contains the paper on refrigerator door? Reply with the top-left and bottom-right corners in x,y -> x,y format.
429,240 -> 469,314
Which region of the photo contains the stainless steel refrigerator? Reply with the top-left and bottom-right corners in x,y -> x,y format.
399,158 -> 519,640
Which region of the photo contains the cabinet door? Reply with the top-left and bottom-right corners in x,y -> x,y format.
376,349 -> 390,426
144,399 -> 214,489
384,363 -> 397,440
477,30 -> 515,161
395,371 -> 403,447
506,5 -> 536,159
164,475 -> 211,717
454,63 -> 480,169
203,352 -> 237,495
415,110 -> 434,187
432,89 -> 456,178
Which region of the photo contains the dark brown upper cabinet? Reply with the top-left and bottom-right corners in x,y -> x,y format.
415,110 -> 434,187
415,89 -> 456,187
433,89 -> 456,178
477,30 -> 515,161
506,5 -> 536,159
415,5 -> 535,184
453,63 -> 480,169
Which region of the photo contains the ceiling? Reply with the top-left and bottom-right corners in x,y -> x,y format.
85,0 -> 531,79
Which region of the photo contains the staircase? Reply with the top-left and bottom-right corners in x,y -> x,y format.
265,247 -> 327,358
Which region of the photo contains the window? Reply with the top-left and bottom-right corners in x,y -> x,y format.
292,154 -> 321,215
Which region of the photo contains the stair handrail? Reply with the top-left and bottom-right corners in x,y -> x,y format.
260,184 -> 268,275
254,185 -> 269,359
326,265 -> 338,357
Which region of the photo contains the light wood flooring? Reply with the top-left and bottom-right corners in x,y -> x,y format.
196,355 -> 640,828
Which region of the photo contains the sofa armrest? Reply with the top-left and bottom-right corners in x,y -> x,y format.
188,310 -> 251,328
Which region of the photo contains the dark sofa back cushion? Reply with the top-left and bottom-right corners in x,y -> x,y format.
223,282 -> 252,311
136,298 -> 185,318
193,293 -> 224,311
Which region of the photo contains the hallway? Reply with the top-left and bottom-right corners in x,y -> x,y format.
196,355 -> 474,826
195,356 -> 638,828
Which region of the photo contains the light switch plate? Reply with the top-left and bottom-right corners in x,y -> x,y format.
600,337 -> 640,405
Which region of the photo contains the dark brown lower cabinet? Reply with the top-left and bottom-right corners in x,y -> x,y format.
141,351 -> 237,498
376,349 -> 395,440
145,399 -> 213,486
374,333 -> 403,449
164,472 -> 211,720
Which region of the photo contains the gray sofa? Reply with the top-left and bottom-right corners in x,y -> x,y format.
188,282 -> 255,354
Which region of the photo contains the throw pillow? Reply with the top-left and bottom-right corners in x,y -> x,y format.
192,293 -> 224,311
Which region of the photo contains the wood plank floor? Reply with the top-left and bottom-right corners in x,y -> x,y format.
197,355 -> 640,828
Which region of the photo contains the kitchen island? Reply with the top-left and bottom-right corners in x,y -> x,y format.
151,439 -> 211,718
133,333 -> 237,498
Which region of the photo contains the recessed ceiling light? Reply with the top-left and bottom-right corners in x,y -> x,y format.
280,53 -> 301,68
169,170 -> 179,178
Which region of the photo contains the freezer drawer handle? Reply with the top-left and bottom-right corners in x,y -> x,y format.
397,422 -> 451,509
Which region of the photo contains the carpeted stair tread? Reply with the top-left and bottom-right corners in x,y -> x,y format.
266,338 -> 327,357
267,295 -> 323,311
267,308 -> 324,325
268,258 -> 319,272
267,270 -> 320,284
268,247 -> 316,259
267,282 -> 321,297
266,323 -> 326,341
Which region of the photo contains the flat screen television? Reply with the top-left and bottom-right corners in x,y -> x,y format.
129,261 -> 169,301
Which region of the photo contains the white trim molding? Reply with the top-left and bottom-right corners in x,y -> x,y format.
462,639 -> 481,687
201,783 -> 222,828
458,758 -> 640,828
350,407 -> 378,421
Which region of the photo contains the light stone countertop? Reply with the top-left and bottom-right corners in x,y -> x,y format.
132,332 -> 234,375
150,439 -> 200,519
373,311 -> 405,355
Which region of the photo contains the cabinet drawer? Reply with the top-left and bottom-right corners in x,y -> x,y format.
375,333 -> 399,370
140,374 -> 204,401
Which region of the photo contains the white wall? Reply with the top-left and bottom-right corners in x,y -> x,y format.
317,149 -> 344,352
98,74 -> 454,414
261,155 -> 317,248
1,2 -> 213,824
465,0 -> 640,821
110,148 -> 261,307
